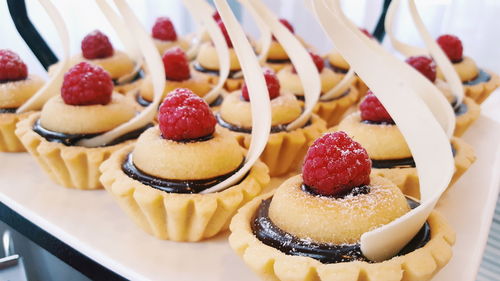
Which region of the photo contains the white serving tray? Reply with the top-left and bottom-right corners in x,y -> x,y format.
1,102 -> 500,281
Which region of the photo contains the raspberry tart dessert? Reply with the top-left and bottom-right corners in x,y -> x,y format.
132,47 -> 215,109
334,92 -> 475,198
16,62 -> 149,189
436,34 -> 499,104
0,50 -> 45,152
277,51 -> 359,127
406,55 -> 480,137
192,20 -> 244,91
100,88 -> 269,241
151,17 -> 190,55
216,68 -> 326,176
230,132 -> 454,281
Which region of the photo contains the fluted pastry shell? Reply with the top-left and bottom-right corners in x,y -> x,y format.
153,38 -> 191,55
0,112 -> 31,152
268,175 -> 409,244
99,143 -> 270,241
277,65 -> 341,97
0,75 -> 45,108
313,86 -> 359,127
464,70 -> 500,104
15,113 -> 130,189
218,114 -> 326,176
454,97 -> 480,137
229,191 -> 455,281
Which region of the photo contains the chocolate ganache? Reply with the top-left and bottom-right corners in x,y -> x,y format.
252,196 -> 430,264
266,58 -> 291,64
0,108 -> 17,114
122,153 -> 246,194
113,69 -> 145,86
463,69 -> 491,86
216,112 -> 311,134
33,119 -> 153,147
296,88 -> 350,102
135,92 -> 223,108
193,63 -> 242,79
325,60 -> 349,74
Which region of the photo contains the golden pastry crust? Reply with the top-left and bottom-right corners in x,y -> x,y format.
256,40 -> 289,61
464,70 -> 500,104
313,86 -> 359,127
219,91 -> 302,128
16,112 -> 130,189
268,175 -> 409,244
196,42 -> 241,71
437,56 -> 479,83
99,143 -> 270,241
277,65 -> 341,97
327,49 -> 350,71
229,191 -> 455,281
192,67 -> 244,92
337,113 -> 412,160
454,97 -> 480,137
72,50 -> 136,80
0,112 -> 31,152
219,114 -> 326,176
153,38 -> 190,55
40,94 -> 136,134
132,127 -> 244,180
0,75 -> 45,108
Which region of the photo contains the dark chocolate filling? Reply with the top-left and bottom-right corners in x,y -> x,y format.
252,197 -> 430,264
193,63 -> 242,79
33,119 -> 152,147
0,108 -> 17,114
296,88 -> 351,102
121,153 -> 246,194
266,58 -> 291,64
112,69 -> 145,86
325,60 -> 349,74
463,69 -> 491,86
216,112 -> 311,134
453,102 -> 468,117
135,92 -> 223,108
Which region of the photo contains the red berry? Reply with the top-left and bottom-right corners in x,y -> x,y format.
302,131 -> 371,196
292,51 -> 324,73
152,17 -> 178,41
241,68 -> 280,101
436,34 -> 463,62
359,28 -> 373,38
217,20 -> 233,48
0,49 -> 28,82
162,47 -> 190,81
406,56 -> 436,82
158,88 -> 216,141
272,18 -> 295,41
359,92 -> 393,123
212,11 -> 221,22
81,30 -> 114,60
61,62 -> 113,106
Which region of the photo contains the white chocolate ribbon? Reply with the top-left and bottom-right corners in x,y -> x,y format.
16,0 -> 70,114
248,0 -> 321,131
77,0 -> 165,147
312,0 -> 455,261
202,0 -> 271,194
238,0 -> 272,64
182,0 -> 229,105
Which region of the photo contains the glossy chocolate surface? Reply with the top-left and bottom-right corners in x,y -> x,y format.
33,119 -> 152,147
296,88 -> 351,102
122,153 -> 245,194
113,69 -> 144,86
135,92 -> 223,108
252,197 -> 430,264
463,69 -> 491,86
216,113 -> 311,134
0,108 -> 17,114
266,58 -> 291,64
193,63 -> 241,79
325,60 -> 349,74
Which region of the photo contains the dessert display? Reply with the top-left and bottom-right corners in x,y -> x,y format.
436,34 -> 499,104
406,55 -> 480,137
333,92 -> 475,198
217,68 -> 326,176
15,62 -> 149,189
151,17 -> 190,55
277,51 -> 359,126
131,47 -> 215,109
100,89 -> 269,241
0,49 -> 45,152
230,132 -> 455,281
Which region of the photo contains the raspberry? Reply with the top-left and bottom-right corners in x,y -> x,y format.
293,51 -> 324,73
217,20 -> 233,48
406,56 -> 436,82
436,34 -> 463,62
302,131 -> 371,196
81,30 -> 114,60
272,18 -> 295,41
359,28 -> 373,38
241,68 -> 280,101
0,50 -> 28,82
158,88 -> 216,141
152,17 -> 177,41
213,11 -> 221,22
359,91 -> 393,123
162,47 -> 190,81
61,62 -> 113,106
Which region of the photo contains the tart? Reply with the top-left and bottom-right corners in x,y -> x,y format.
217,68 -> 326,176
333,93 -> 476,198
406,55 -> 480,137
100,88 -> 269,241
151,17 -> 190,55
277,51 -> 359,127
0,50 -> 45,152
230,132 -> 455,281
436,34 -> 499,104
192,20 -> 244,91
130,47 -> 218,110
16,62 -> 148,189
